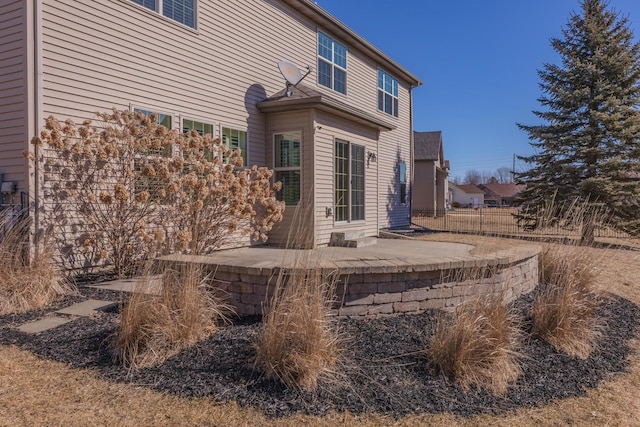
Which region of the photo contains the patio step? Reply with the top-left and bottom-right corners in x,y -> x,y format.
329,231 -> 377,248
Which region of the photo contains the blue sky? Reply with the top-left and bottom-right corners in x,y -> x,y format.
314,0 -> 640,181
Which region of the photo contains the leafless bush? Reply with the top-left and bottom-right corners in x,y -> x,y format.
31,109 -> 284,275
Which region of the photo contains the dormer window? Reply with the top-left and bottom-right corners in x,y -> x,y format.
131,0 -> 196,29
317,32 -> 347,94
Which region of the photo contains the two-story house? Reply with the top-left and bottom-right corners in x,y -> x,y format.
1,0 -> 421,250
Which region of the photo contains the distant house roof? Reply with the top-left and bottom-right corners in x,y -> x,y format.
414,131 -> 442,161
257,84 -> 396,131
479,183 -> 525,198
451,183 -> 484,195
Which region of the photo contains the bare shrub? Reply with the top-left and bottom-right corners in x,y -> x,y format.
0,217 -> 76,315
429,294 -> 522,395
32,109 -> 284,275
112,262 -> 231,369
253,263 -> 342,391
531,244 -> 601,359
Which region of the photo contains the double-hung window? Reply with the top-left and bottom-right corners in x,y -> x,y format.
335,140 -> 365,222
318,32 -> 347,94
274,132 -> 301,205
378,69 -> 399,117
222,127 -> 247,167
182,118 -> 215,161
130,0 -> 196,28
133,108 -> 174,202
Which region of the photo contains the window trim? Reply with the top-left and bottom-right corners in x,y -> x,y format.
334,139 -> 365,223
377,69 -> 399,117
127,0 -> 198,30
317,32 -> 348,95
273,131 -> 302,206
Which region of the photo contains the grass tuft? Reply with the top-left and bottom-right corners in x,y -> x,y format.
531,245 -> 601,359
0,217 -> 76,315
253,265 -> 342,391
112,262 -> 231,369
429,293 -> 522,395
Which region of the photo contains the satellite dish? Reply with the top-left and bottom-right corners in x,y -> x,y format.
278,60 -> 303,86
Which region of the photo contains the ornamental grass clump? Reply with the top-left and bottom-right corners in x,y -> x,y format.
253,264 -> 342,391
429,293 -> 522,395
112,262 -> 231,369
0,217 -> 76,315
531,244 -> 601,359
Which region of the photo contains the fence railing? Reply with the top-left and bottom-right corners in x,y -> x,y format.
412,208 -> 630,239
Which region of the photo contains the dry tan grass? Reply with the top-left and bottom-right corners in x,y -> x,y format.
0,219 -> 76,315
532,245 -> 601,359
112,262 -> 231,369
253,264 -> 342,391
429,293 -> 522,395
1,233 -> 639,426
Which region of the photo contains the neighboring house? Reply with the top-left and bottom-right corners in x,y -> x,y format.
1,0 -> 422,249
450,183 -> 485,208
479,183 -> 525,207
413,131 -> 449,216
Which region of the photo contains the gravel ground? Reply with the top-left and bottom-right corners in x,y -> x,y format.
0,283 -> 638,419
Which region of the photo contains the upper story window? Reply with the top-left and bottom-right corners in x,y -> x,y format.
131,0 -> 196,29
378,69 -> 399,117
318,32 -> 347,94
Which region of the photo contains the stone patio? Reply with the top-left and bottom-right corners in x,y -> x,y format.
157,239 -> 541,317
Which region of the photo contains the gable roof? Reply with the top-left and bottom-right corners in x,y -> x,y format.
257,84 -> 396,131
281,0 -> 422,87
414,131 -> 442,161
479,183 -> 525,198
451,183 -> 484,195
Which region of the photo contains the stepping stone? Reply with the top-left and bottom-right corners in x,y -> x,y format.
56,299 -> 117,317
86,276 -> 162,295
17,316 -> 73,334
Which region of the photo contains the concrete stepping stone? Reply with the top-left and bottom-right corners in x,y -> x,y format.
17,316 -> 73,334
86,275 -> 162,295
56,299 -> 117,317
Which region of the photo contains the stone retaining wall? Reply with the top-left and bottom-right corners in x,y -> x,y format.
205,248 -> 539,317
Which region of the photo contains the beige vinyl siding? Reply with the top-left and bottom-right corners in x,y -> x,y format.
313,110 -> 378,246
37,0 -> 416,247
0,0 -> 28,193
413,161 -> 436,211
40,0 -> 315,134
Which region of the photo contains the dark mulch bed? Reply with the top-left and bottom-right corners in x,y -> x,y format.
1,282 -> 638,419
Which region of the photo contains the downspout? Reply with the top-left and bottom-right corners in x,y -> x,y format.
33,0 -> 43,249
409,84 -> 415,224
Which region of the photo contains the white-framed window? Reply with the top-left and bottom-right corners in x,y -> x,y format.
222,127 -> 248,167
134,107 -> 174,157
130,0 -> 196,29
318,32 -> 347,94
274,132 -> 301,205
335,140 -> 365,222
378,69 -> 399,117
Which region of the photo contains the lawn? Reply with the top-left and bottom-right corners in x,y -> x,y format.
1,233 -> 639,426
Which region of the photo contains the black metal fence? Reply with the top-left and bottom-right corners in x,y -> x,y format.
412,208 -> 631,239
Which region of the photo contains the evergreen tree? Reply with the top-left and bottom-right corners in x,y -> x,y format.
517,0 -> 640,237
